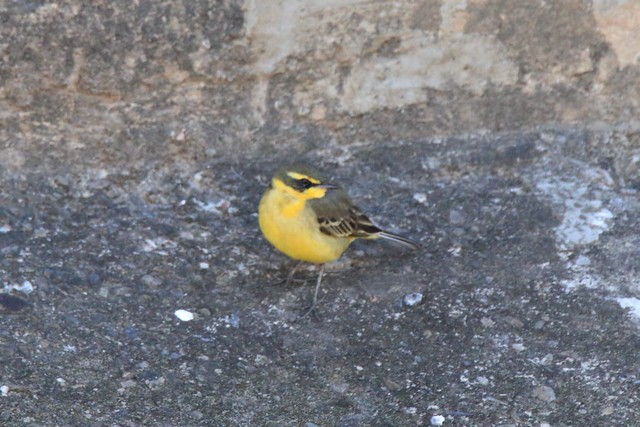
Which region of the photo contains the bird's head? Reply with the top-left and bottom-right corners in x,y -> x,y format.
271,163 -> 339,200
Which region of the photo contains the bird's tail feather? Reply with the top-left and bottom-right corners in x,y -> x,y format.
377,231 -> 420,250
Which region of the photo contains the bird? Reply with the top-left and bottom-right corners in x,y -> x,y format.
258,162 -> 419,315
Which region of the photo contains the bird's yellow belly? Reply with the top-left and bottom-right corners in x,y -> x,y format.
259,190 -> 352,264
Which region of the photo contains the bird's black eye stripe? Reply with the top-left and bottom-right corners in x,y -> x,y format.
299,178 -> 313,189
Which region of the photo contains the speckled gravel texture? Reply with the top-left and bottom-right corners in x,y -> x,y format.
2,130 -> 640,426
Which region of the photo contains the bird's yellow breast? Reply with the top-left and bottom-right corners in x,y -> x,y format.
258,187 -> 352,264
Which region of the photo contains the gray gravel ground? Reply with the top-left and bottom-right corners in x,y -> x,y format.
2,129 -> 640,426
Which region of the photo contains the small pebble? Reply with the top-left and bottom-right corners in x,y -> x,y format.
533,385 -> 556,402
476,376 -> 489,385
120,379 -> 136,388
403,292 -> 424,307
0,385 -> 9,396
600,405 -> 614,416
504,316 -> 524,328
11,280 -> 34,294
141,275 -> 161,287
330,382 -> 349,393
139,370 -> 160,381
574,255 -> 591,266
512,343 -> 526,352
481,317 -> 495,328
413,193 -> 428,204
198,308 -> 211,317
199,262 -> 210,270
124,326 -> 138,339
449,209 -> 466,225
540,353 -> 553,365
175,309 -> 194,322
254,354 -> 270,366
225,312 -> 240,327
431,415 -> 445,425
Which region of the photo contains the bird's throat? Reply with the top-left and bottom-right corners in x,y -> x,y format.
282,199 -> 305,218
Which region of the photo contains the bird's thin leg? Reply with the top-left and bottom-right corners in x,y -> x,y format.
300,264 -> 325,318
284,261 -> 304,286
312,265 -> 324,307
268,260 -> 304,286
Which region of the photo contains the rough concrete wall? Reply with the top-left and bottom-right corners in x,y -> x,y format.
1,0 -> 639,178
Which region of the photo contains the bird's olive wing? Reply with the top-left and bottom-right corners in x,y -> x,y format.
311,190 -> 381,238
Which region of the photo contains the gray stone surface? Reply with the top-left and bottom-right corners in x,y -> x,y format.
2,1 -> 640,426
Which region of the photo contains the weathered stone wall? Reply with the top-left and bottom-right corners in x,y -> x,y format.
1,0 -> 639,178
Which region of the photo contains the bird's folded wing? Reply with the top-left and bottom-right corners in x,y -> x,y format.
318,206 -> 382,239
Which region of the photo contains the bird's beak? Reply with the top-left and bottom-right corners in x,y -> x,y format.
317,183 -> 340,191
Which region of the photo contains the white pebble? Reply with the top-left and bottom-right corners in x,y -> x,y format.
533,385 -> 556,402
199,262 -> 210,270
175,309 -> 194,322
431,415 -> 445,425
480,317 -> 495,327
403,292 -> 424,307
512,343 -> 526,352
476,376 -> 490,385
0,385 -> 9,396
413,192 -> 428,204
14,280 -> 34,294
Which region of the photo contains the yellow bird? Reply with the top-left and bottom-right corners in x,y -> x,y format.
258,163 -> 419,313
